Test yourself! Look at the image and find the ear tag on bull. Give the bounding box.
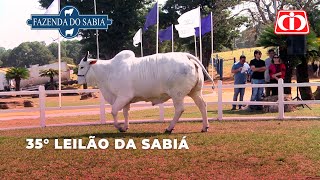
[90,61,97,65]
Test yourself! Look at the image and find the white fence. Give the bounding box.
[1,79,320,130]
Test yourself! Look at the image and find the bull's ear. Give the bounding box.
[89,60,97,65]
[83,51,89,62]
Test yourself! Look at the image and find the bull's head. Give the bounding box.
[77,51,97,85]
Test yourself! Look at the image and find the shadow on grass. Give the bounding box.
[208,109,266,115]
[41,132,164,140]
[40,130,206,139]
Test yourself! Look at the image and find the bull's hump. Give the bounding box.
[113,50,135,61]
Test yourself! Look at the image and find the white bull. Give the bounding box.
[64,8,74,16]
[65,28,74,36]
[77,50,214,133]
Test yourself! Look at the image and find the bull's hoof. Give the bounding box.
[118,127,128,133]
[201,127,209,132]
[164,129,173,134]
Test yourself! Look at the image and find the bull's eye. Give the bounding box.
[80,67,84,69]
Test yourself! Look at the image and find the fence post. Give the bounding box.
[99,91,106,124]
[217,59,220,73]
[217,80,223,120]
[159,103,165,122]
[278,79,285,120]
[219,59,223,80]
[39,85,46,127]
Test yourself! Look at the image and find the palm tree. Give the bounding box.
[258,24,319,99]
[5,67,29,91]
[40,68,59,90]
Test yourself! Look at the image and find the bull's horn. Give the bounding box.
[84,51,89,61]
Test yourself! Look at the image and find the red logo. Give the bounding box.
[274,10,309,34]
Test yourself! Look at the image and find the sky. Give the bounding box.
[0,0,250,50]
[0,0,60,49]
[0,0,169,50]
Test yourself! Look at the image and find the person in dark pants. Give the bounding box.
[264,49,275,97]
[231,55,248,110]
[269,54,286,95]
[249,50,266,110]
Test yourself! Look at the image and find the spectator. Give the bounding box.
[249,50,266,110]
[269,54,286,95]
[264,49,275,97]
[231,55,248,110]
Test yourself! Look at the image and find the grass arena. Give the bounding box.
[1,76,320,178]
[1,0,320,179]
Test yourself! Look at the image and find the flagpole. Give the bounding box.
[194,35,197,57]
[210,12,214,78]
[94,0,99,59]
[199,6,202,63]
[156,1,164,123]
[171,24,174,52]
[140,28,143,57]
[156,1,159,54]
[58,0,61,108]
[210,12,213,55]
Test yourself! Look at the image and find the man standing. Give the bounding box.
[249,50,266,110]
[231,55,248,110]
[264,49,275,97]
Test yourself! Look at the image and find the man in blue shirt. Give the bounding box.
[231,55,247,110]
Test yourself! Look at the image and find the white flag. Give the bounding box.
[45,0,59,14]
[175,24,195,38]
[133,28,142,47]
[177,7,200,28]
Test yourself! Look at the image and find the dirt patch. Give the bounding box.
[262,94,297,113]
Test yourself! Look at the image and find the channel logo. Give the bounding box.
[274,10,309,35]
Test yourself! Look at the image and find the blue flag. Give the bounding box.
[159,25,172,42]
[143,3,158,32]
[195,14,212,37]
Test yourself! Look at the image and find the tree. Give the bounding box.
[258,24,319,98]
[5,67,29,91]
[47,40,83,64]
[161,0,248,79]
[0,47,6,58]
[308,8,320,36]
[7,42,54,67]
[40,68,59,90]
[47,42,67,59]
[0,47,11,67]
[39,0,151,59]
[255,2,320,98]
[63,40,83,63]
[236,0,320,37]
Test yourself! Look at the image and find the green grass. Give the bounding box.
[0,121,320,179]
[1,104,319,129]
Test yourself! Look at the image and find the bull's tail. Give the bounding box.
[186,53,215,89]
